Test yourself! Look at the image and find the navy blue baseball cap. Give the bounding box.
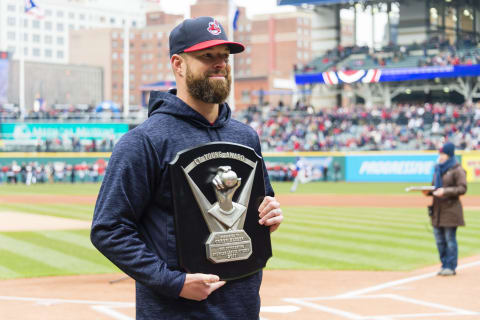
[169,16,244,57]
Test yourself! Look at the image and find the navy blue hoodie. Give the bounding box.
[91,89,274,319]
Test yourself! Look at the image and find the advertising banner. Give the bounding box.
[0,123,129,140]
[462,155,480,182]
[346,154,438,182]
[264,155,345,182]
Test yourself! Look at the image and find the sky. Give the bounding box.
[160,0,296,18]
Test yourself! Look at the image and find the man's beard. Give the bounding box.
[186,66,231,104]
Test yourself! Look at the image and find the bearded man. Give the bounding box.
[91,16,283,319]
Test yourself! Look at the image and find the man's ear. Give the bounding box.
[171,54,186,78]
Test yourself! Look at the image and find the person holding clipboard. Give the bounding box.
[422,142,467,276]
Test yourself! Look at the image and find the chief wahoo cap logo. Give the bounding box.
[207,19,222,35]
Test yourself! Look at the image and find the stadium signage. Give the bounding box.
[1,123,129,140]
[296,65,480,85]
[359,161,435,175]
[346,155,438,182]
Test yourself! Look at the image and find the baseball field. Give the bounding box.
[1,181,479,319]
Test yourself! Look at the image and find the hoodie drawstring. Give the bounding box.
[206,127,222,142]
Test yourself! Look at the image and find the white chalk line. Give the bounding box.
[284,260,480,319]
[91,306,134,320]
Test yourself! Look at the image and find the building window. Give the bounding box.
[157,31,163,38]
[110,17,116,24]
[57,37,64,45]
[7,17,16,26]
[57,10,64,18]
[45,21,52,30]
[57,23,64,32]
[32,20,40,28]
[132,20,137,27]
[241,90,250,103]
[112,41,118,48]
[45,9,52,16]
[112,52,118,59]
[69,24,74,30]
[45,35,52,44]
[24,47,28,55]
[24,34,29,41]
[24,19,28,27]
[57,50,64,59]
[79,13,85,20]
[33,48,41,57]
[7,32,15,41]
[130,95,135,103]
[7,4,15,11]
[45,49,52,57]
[33,34,41,43]
[112,32,118,39]
[69,12,75,19]
[130,74,135,81]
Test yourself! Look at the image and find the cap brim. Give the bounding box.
[183,40,245,54]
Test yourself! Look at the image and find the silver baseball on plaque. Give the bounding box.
[169,142,272,280]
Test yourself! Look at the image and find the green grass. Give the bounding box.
[267,206,480,271]
[0,230,119,279]
[1,181,479,196]
[0,182,479,279]
[271,181,480,195]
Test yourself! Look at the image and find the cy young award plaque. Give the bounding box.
[169,142,272,280]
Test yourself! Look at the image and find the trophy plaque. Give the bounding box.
[169,142,272,280]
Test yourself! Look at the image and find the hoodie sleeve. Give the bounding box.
[90,131,185,298]
[253,133,274,197]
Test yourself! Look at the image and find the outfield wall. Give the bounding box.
[1,151,480,183]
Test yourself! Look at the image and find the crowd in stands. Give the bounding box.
[235,101,480,152]
[0,103,146,122]
[0,160,106,185]
[296,35,480,73]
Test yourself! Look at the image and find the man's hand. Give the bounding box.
[258,196,283,233]
[433,188,445,197]
[179,273,226,301]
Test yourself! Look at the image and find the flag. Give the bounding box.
[233,8,240,31]
[24,0,44,19]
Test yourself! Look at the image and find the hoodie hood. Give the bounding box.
[147,89,231,129]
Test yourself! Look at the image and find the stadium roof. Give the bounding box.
[278,0,477,6]
[278,0,388,5]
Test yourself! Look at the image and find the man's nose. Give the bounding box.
[213,57,227,69]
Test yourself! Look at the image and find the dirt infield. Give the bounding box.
[1,255,479,320]
[0,211,91,231]
[1,193,479,319]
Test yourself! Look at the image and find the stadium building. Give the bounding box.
[279,0,480,108]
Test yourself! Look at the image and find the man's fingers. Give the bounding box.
[208,280,226,293]
[259,199,280,218]
[259,205,282,222]
[261,212,283,227]
[200,274,220,284]
[258,196,274,213]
